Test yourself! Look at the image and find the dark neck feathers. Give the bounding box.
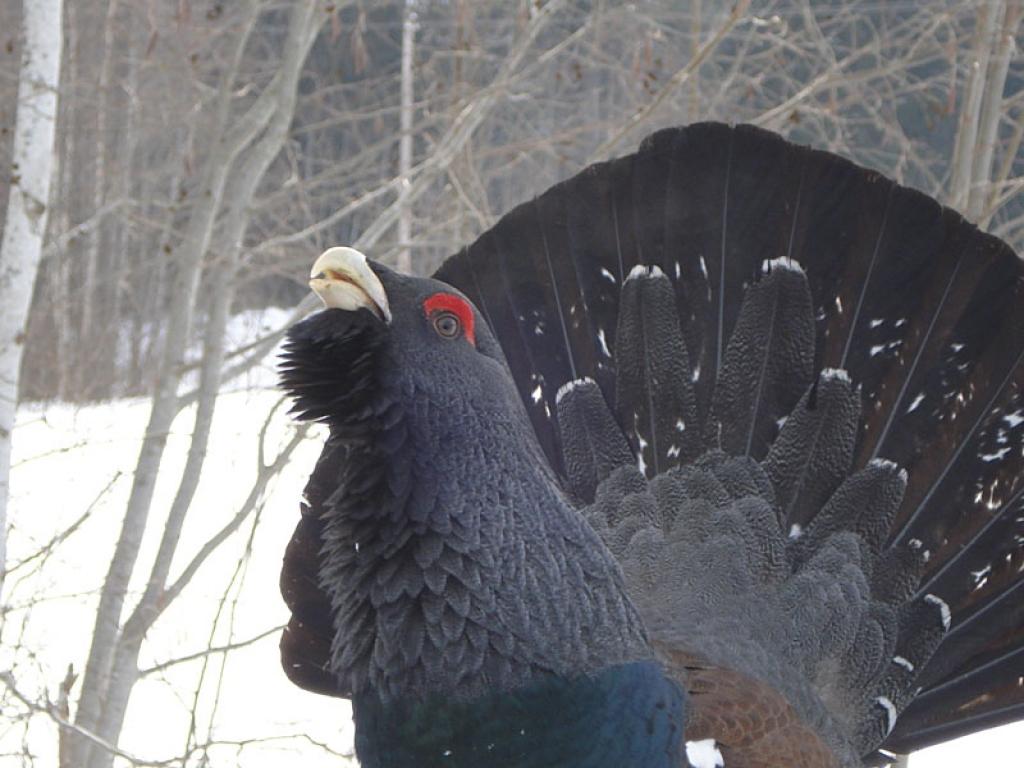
[280,310,649,701]
[320,367,650,700]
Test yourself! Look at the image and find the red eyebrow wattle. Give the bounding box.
[423,292,476,346]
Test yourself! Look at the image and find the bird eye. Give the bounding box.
[432,311,461,339]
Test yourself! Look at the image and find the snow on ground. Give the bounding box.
[2,375,1022,766]
[4,387,354,767]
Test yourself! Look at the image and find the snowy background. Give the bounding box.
[1,2,1021,766]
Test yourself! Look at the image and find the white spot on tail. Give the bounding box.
[600,267,616,283]
[907,393,925,413]
[893,656,915,672]
[980,446,1011,462]
[925,594,951,631]
[597,329,611,357]
[788,523,803,540]
[686,739,724,768]
[699,256,708,279]
[761,256,803,274]
[1004,411,1024,428]
[531,385,543,404]
[635,420,649,474]
[876,696,897,736]
[821,367,851,384]
[676,418,686,432]
[870,318,885,328]
[626,263,665,281]
[667,445,680,459]
[556,377,594,404]
[972,564,992,587]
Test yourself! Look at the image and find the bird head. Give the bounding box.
[281,246,521,428]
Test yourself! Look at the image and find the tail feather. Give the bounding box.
[764,370,861,533]
[555,378,634,502]
[707,261,815,458]
[435,122,1024,756]
[615,266,701,472]
[790,460,906,567]
[887,641,1024,751]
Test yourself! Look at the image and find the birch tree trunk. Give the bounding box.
[397,0,417,274]
[0,0,63,589]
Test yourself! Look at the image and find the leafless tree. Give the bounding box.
[0,2,1020,766]
[0,0,63,588]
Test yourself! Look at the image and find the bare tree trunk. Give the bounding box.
[398,0,417,273]
[0,0,63,589]
[91,14,322,762]
[80,0,119,397]
[50,1,78,402]
[949,1,1002,211]
[970,0,1021,225]
[67,3,325,766]
[689,0,702,122]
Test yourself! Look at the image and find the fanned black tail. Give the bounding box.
[434,123,1024,755]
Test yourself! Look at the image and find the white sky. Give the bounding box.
[3,376,1021,767]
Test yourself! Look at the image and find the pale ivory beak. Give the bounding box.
[309,247,391,323]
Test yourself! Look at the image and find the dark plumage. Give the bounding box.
[279,124,1024,767]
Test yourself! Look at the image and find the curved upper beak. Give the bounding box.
[309,247,391,323]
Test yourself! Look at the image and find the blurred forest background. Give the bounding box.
[0,1,1020,766]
